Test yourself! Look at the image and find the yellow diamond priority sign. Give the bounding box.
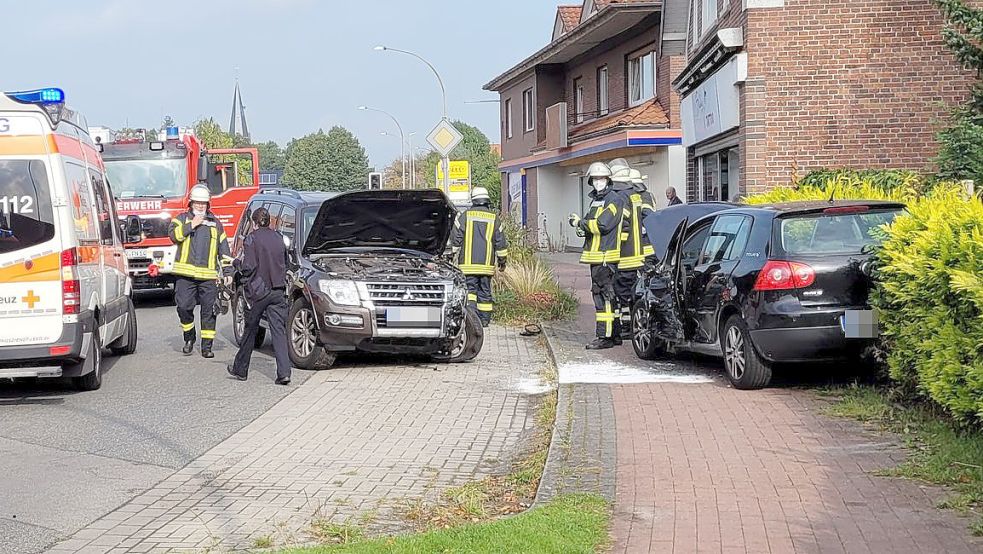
[427,119,463,157]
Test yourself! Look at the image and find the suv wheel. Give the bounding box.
[288,298,335,370]
[631,300,665,360]
[722,315,772,390]
[71,326,103,391]
[435,308,483,363]
[233,292,266,348]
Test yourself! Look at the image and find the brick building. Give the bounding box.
[484,0,686,250]
[485,0,973,247]
[674,0,973,202]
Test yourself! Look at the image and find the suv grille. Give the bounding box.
[367,283,445,306]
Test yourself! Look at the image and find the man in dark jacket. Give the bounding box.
[226,208,293,385]
[666,186,683,206]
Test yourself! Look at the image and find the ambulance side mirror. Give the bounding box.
[124,215,143,244]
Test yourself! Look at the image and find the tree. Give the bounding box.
[255,141,286,172]
[193,118,251,184]
[281,127,370,191]
[418,121,502,208]
[935,0,983,184]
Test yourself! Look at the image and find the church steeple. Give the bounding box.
[229,73,250,142]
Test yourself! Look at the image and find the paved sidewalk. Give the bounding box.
[49,326,549,553]
[542,252,983,554]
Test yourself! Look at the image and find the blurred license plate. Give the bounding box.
[840,310,878,339]
[126,249,148,259]
[385,307,441,328]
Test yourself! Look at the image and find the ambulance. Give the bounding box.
[0,88,141,391]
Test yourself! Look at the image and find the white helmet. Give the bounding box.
[471,186,490,202]
[609,158,631,180]
[189,184,211,203]
[586,162,612,179]
[628,169,643,184]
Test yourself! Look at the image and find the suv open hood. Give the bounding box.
[303,189,456,256]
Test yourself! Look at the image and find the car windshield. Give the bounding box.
[105,159,188,199]
[779,208,902,255]
[0,160,55,255]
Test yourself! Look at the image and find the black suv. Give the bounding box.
[633,201,905,389]
[229,188,483,370]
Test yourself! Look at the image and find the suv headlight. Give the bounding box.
[318,279,360,306]
[450,284,467,305]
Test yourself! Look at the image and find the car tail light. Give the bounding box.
[753,260,816,291]
[49,345,71,356]
[61,248,81,315]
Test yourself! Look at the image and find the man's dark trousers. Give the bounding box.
[230,290,291,382]
[175,277,218,349]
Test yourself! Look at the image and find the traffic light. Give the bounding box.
[368,172,383,190]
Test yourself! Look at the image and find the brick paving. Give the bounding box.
[542,252,983,554]
[48,326,549,553]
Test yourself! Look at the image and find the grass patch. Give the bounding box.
[822,385,983,535]
[281,493,610,554]
[253,535,274,549]
[494,286,578,325]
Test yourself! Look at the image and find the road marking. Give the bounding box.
[558,361,715,385]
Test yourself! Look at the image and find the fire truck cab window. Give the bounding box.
[105,159,188,199]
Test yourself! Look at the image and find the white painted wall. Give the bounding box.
[535,164,582,251]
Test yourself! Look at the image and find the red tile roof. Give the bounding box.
[569,99,669,140]
[557,5,582,33]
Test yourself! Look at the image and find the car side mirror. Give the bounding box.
[124,215,143,244]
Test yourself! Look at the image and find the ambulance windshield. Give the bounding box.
[105,159,188,199]
[0,160,55,254]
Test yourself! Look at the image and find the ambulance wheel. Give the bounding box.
[110,297,138,356]
[72,327,103,392]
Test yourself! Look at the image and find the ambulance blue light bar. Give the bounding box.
[5,88,65,105]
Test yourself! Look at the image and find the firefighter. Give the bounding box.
[451,187,508,327]
[169,185,233,358]
[612,164,657,338]
[568,162,626,350]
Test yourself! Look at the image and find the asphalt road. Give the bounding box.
[0,291,313,554]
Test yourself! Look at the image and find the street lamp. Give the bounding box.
[375,45,451,196]
[358,105,405,189]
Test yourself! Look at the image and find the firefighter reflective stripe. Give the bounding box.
[170,213,231,280]
[618,191,656,270]
[596,300,615,337]
[207,227,217,271]
[580,197,623,265]
[172,222,186,241]
[467,293,478,302]
[201,329,216,339]
[453,208,507,276]
[477,303,494,312]
[181,322,195,332]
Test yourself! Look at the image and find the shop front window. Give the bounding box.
[695,148,741,202]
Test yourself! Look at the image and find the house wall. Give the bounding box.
[500,73,538,162]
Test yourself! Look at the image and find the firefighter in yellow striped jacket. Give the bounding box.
[611,161,657,339]
[568,162,626,350]
[169,185,233,359]
[450,187,508,327]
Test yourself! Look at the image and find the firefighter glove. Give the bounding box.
[568,213,581,228]
[497,258,507,271]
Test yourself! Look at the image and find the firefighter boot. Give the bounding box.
[201,339,215,359]
[586,337,617,350]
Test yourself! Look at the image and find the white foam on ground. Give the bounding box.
[513,378,554,395]
[558,361,715,385]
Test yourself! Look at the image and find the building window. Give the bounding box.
[505,98,513,139]
[597,66,609,116]
[574,77,585,123]
[522,88,535,132]
[703,0,718,36]
[695,148,741,202]
[629,51,656,106]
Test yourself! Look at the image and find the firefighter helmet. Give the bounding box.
[586,162,612,178]
[629,169,644,183]
[609,158,631,180]
[471,187,490,202]
[189,184,211,203]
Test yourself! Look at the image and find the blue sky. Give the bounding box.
[3,0,558,167]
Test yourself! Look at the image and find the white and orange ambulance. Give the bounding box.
[0,88,140,391]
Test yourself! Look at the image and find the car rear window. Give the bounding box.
[779,208,902,255]
[0,160,55,254]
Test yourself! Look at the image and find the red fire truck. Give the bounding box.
[93,126,259,290]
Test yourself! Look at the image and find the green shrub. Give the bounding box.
[744,170,928,205]
[872,187,983,424]
[493,257,577,324]
[500,215,536,264]
[795,169,938,196]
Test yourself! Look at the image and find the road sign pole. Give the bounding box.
[442,156,450,195]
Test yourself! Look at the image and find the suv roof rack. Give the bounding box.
[260,188,303,199]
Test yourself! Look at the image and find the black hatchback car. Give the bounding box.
[632,200,905,389]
